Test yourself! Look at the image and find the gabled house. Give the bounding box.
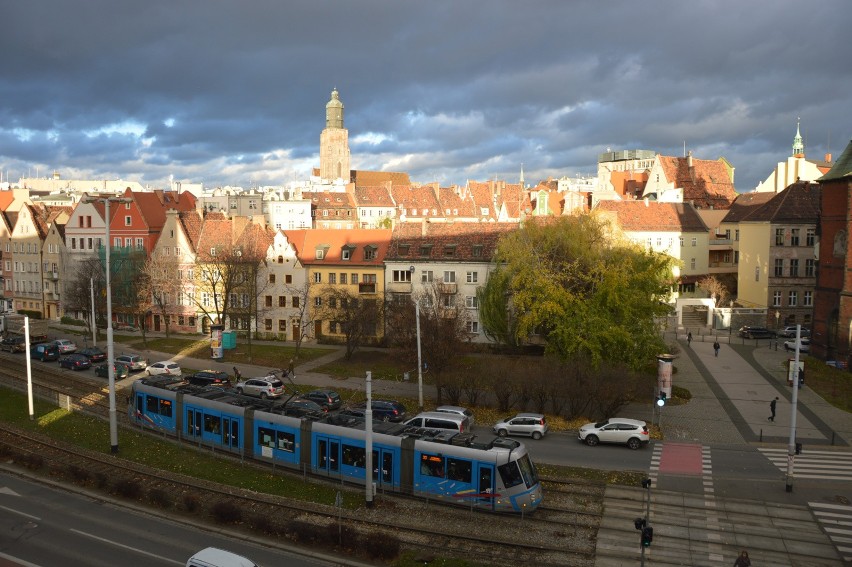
[256,230,308,341]
[643,152,738,209]
[10,204,49,315]
[304,190,358,230]
[354,185,396,228]
[595,200,709,297]
[42,217,67,319]
[736,181,820,330]
[284,228,392,341]
[0,210,16,311]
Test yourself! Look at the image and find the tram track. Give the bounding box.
[0,354,601,566]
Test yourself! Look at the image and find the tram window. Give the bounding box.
[145,396,159,413]
[516,454,539,487]
[420,454,444,477]
[342,445,366,467]
[258,427,275,448]
[498,461,523,488]
[446,458,471,483]
[277,431,295,452]
[203,415,221,435]
[159,399,173,417]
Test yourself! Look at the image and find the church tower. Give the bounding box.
[319,88,351,182]
[792,118,804,157]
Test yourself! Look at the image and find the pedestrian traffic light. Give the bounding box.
[641,525,654,547]
[656,391,667,407]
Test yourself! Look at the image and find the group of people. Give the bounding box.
[686,332,721,357]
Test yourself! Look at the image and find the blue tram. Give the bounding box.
[130,378,542,513]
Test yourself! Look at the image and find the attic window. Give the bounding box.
[210,247,217,257]
[444,245,457,257]
[364,245,377,260]
[316,245,330,260]
[419,244,433,257]
[480,207,489,215]
[472,245,483,258]
[398,244,410,256]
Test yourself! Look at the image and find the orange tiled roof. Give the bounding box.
[354,185,394,207]
[390,185,441,218]
[351,170,411,187]
[283,228,392,266]
[595,200,708,232]
[658,156,737,209]
[0,192,14,211]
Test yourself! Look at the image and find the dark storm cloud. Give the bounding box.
[1,0,850,190]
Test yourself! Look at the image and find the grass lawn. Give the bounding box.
[802,357,852,412]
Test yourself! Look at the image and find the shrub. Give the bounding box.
[68,465,91,484]
[183,493,200,513]
[249,513,276,535]
[94,472,109,489]
[289,520,324,543]
[359,531,400,560]
[20,453,44,470]
[148,488,171,509]
[113,478,142,499]
[61,316,87,327]
[210,500,242,524]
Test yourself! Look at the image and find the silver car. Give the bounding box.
[115,354,148,371]
[435,405,475,427]
[578,418,649,450]
[235,377,286,399]
[492,413,548,440]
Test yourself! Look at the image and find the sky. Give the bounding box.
[1,1,850,194]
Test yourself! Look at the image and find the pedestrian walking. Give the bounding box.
[798,367,805,389]
[769,396,778,421]
[232,366,241,381]
[713,340,720,357]
[687,331,693,347]
[733,550,751,567]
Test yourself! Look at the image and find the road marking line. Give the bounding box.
[0,504,40,521]
[68,529,184,565]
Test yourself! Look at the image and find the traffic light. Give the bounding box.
[641,525,654,547]
[634,517,646,530]
[656,391,667,407]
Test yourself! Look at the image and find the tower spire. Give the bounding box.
[792,117,804,156]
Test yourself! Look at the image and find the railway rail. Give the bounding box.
[0,354,602,566]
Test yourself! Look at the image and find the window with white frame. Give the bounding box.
[328,273,336,284]
[466,321,479,333]
[443,271,456,283]
[788,291,798,307]
[805,259,815,277]
[466,271,478,283]
[690,258,696,269]
[421,270,433,283]
[125,216,132,226]
[772,291,782,306]
[804,291,813,306]
[691,237,697,247]
[313,272,322,283]
[135,238,144,249]
[806,228,815,246]
[679,237,684,247]
[465,296,478,309]
[392,270,412,283]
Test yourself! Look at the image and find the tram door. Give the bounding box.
[372,449,394,487]
[316,437,339,474]
[221,417,239,449]
[478,464,495,510]
[187,409,202,438]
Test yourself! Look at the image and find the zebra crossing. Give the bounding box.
[758,447,852,481]
[810,501,852,563]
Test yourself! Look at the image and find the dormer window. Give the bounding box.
[472,245,483,258]
[444,245,457,257]
[480,207,489,215]
[399,244,410,256]
[315,248,325,260]
[210,247,217,257]
[419,244,433,257]
[342,244,355,261]
[364,245,377,260]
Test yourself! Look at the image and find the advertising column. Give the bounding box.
[657,354,674,398]
[210,324,224,360]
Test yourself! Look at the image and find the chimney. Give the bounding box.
[825,153,832,163]
[644,197,649,207]
[687,151,693,169]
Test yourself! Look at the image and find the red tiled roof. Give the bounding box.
[390,185,441,218]
[0,192,15,211]
[351,170,411,187]
[283,228,392,266]
[659,156,737,209]
[721,192,775,223]
[354,185,394,207]
[595,200,708,232]
[740,181,820,223]
[386,222,516,261]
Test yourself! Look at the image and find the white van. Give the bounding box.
[403,411,470,433]
[186,547,258,567]
[435,405,475,427]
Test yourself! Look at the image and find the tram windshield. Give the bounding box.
[516,454,539,487]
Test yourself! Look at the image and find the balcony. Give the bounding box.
[51,272,59,280]
[438,282,458,295]
[358,283,377,294]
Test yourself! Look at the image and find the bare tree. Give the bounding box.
[697,275,729,306]
[284,281,315,363]
[64,257,106,338]
[192,246,244,329]
[313,285,384,359]
[142,252,184,338]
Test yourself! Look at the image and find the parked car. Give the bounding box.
[95,362,130,379]
[338,407,369,419]
[284,398,327,418]
[578,418,650,449]
[435,405,475,427]
[738,326,775,339]
[30,343,60,361]
[115,353,147,372]
[51,339,77,354]
[146,360,182,376]
[353,400,408,422]
[186,547,257,567]
[784,338,810,353]
[779,326,811,338]
[303,389,342,410]
[492,413,548,440]
[59,353,92,371]
[78,347,107,363]
[0,336,26,353]
[404,411,470,433]
[234,377,286,399]
[187,370,232,388]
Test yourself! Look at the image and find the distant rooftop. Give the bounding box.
[598,149,657,163]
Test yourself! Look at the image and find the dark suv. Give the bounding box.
[354,400,407,422]
[0,336,26,353]
[187,370,231,388]
[738,326,775,339]
[303,389,342,410]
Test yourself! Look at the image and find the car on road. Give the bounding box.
[578,418,649,449]
[404,411,470,433]
[435,405,475,427]
[115,354,147,372]
[737,326,775,339]
[302,389,342,410]
[186,370,232,388]
[51,339,78,354]
[30,343,60,361]
[284,398,327,418]
[1,336,27,353]
[186,547,257,567]
[59,353,92,371]
[784,338,810,353]
[78,347,107,363]
[492,413,548,439]
[95,362,130,379]
[352,400,408,422]
[234,377,286,399]
[146,360,182,376]
[779,326,811,338]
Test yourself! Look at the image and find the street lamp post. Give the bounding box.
[85,195,132,454]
